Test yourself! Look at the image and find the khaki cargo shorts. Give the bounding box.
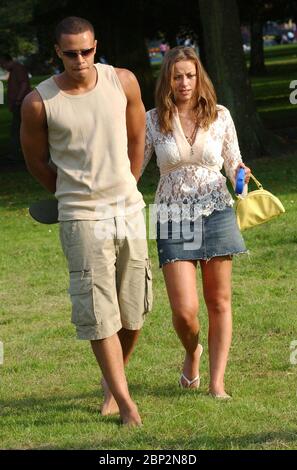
[59,210,153,340]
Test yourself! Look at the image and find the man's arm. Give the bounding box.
[20,90,57,193]
[115,68,145,182]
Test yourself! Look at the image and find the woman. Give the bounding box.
[142,46,251,398]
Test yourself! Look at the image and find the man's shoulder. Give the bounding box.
[36,75,54,89]
[96,63,135,90]
[35,76,57,100]
[21,88,47,128]
[114,67,136,83]
[112,67,140,100]
[95,62,110,72]
[96,62,127,80]
[22,88,45,116]
[22,88,40,105]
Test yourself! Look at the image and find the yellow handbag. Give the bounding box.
[235,173,285,231]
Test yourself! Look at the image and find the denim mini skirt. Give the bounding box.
[156,206,247,267]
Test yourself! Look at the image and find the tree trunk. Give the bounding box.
[198,0,287,159]
[93,1,154,109]
[249,18,266,75]
[195,7,207,66]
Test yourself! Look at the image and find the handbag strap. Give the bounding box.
[235,172,263,199]
[249,173,263,190]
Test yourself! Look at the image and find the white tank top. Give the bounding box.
[36,63,145,220]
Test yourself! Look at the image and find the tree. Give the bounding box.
[92,1,154,108]
[32,0,155,107]
[238,0,290,76]
[198,0,288,159]
[284,0,297,24]
[0,0,36,56]
[249,1,267,76]
[142,0,200,47]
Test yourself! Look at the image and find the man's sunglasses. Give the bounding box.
[61,47,95,59]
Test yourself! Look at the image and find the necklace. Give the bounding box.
[178,112,198,145]
[185,124,198,146]
[185,125,198,156]
[177,110,199,154]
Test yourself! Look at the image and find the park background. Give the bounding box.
[0,0,297,450]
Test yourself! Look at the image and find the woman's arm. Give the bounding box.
[140,116,155,177]
[222,109,251,187]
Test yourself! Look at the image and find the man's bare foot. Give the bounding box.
[100,377,120,416]
[120,403,142,427]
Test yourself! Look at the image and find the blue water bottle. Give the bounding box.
[235,167,245,195]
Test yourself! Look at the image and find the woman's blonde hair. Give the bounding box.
[155,46,218,133]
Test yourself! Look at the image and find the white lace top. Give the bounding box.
[142,105,243,223]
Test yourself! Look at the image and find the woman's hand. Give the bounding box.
[236,162,251,184]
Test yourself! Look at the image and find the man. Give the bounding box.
[0,54,31,160]
[21,16,152,426]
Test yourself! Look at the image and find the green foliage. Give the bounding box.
[0,0,36,56]
[250,44,297,128]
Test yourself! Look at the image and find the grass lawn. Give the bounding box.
[1,46,297,450]
[0,153,297,450]
[249,44,297,129]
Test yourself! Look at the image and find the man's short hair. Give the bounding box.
[55,16,95,44]
[0,53,12,62]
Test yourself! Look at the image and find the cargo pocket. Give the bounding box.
[59,221,80,260]
[69,270,96,326]
[144,260,153,313]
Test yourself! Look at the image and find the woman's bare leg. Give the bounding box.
[200,256,232,396]
[163,260,202,386]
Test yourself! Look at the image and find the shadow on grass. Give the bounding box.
[2,384,297,449]
[1,391,119,424]
[30,431,297,450]
[47,432,296,450]
[1,382,188,417]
